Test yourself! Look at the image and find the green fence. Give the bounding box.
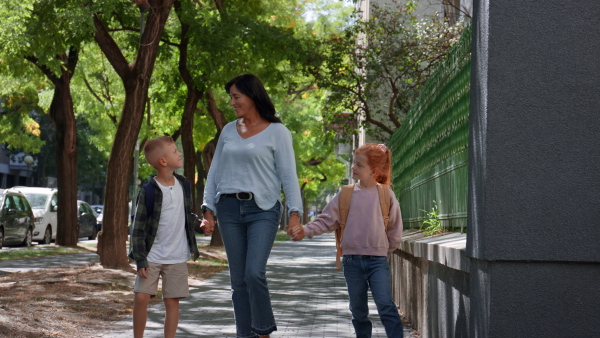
[388,24,471,232]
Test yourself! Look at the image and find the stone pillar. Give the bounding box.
[468,1,600,337]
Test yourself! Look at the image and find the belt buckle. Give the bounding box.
[236,192,253,200]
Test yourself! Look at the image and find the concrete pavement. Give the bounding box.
[102,233,416,337]
[0,234,417,337]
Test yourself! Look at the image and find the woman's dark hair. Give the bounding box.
[225,74,282,123]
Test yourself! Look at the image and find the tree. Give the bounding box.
[305,1,466,141]
[0,78,45,154]
[92,0,176,269]
[152,0,324,244]
[278,86,347,223]
[0,0,97,246]
[75,116,110,200]
[1,0,355,258]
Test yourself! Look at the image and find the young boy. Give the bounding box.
[129,136,210,338]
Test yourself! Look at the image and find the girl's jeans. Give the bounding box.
[342,255,404,338]
[216,195,280,338]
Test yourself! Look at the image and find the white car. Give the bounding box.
[91,205,103,231]
[13,187,58,245]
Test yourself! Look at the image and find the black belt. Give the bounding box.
[223,192,253,200]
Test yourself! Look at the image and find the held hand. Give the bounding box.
[138,267,149,278]
[287,212,300,230]
[285,224,294,237]
[291,225,305,242]
[287,217,305,241]
[200,219,214,236]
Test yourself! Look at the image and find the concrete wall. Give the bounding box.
[468,1,600,337]
[392,230,470,338]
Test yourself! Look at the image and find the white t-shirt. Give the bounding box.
[147,179,190,264]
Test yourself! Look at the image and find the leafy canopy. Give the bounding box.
[304,0,466,141]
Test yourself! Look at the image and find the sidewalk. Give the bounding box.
[0,250,99,274]
[102,233,416,337]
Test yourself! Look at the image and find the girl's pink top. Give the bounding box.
[304,184,403,256]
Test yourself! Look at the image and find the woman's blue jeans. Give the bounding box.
[216,195,280,337]
[342,255,404,338]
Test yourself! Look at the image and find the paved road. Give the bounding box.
[101,233,416,337]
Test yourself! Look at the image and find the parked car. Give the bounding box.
[13,187,58,245]
[77,201,98,240]
[0,189,35,248]
[91,204,103,231]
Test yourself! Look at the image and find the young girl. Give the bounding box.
[290,143,404,338]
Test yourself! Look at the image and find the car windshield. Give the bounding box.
[24,193,49,209]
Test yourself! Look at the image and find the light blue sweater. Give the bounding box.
[202,120,303,217]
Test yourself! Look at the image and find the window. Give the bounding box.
[15,196,26,211]
[1,196,8,211]
[51,194,58,211]
[17,197,30,211]
[24,193,48,209]
[5,196,16,210]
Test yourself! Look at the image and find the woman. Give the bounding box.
[201,74,303,338]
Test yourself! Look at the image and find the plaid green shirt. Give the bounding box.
[128,174,200,270]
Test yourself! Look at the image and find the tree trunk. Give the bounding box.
[175,6,203,213]
[26,50,79,247]
[195,150,206,212]
[202,91,228,247]
[206,91,227,131]
[94,0,175,270]
[302,188,308,224]
[210,222,223,247]
[51,81,79,246]
[201,139,224,247]
[181,95,200,213]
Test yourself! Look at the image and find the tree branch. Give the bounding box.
[206,91,227,132]
[441,0,472,19]
[288,84,318,102]
[171,126,182,141]
[64,47,79,79]
[161,37,180,48]
[107,27,140,33]
[93,14,131,78]
[213,0,224,11]
[24,56,60,85]
[174,0,194,88]
[83,76,105,105]
[133,0,175,75]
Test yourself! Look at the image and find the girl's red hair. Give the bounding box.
[355,143,392,185]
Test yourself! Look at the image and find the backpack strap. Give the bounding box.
[335,184,354,270]
[181,177,192,196]
[376,183,391,231]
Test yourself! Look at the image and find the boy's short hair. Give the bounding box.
[144,136,175,169]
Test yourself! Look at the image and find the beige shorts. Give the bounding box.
[134,261,189,299]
